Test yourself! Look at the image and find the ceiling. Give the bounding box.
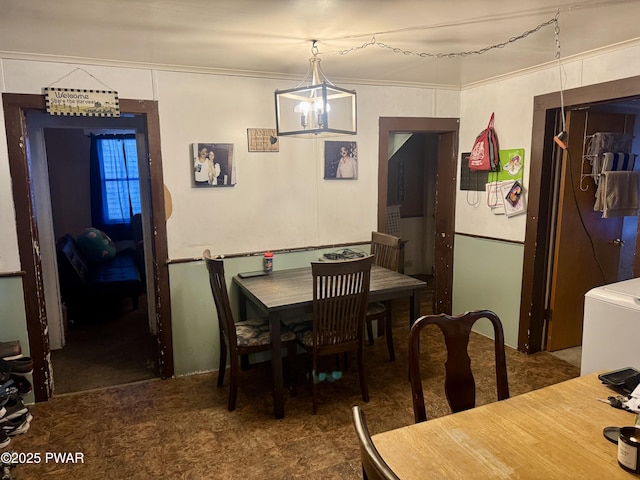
[1,0,639,88]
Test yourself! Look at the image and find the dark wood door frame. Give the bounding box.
[2,93,174,401]
[519,75,640,354]
[378,117,459,315]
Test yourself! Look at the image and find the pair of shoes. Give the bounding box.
[312,370,344,383]
[0,341,21,361]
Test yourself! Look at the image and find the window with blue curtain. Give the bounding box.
[95,136,141,224]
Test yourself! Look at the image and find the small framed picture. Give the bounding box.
[191,143,235,187]
[324,141,357,179]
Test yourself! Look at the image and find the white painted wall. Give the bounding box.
[451,43,640,346]
[0,60,460,268]
[456,43,640,242]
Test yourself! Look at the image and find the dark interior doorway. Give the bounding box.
[378,117,459,315]
[39,123,158,393]
[2,94,173,401]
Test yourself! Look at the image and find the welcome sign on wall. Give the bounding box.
[44,87,120,117]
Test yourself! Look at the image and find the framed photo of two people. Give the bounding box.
[324,141,357,180]
[191,143,235,187]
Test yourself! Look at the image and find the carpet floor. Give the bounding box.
[50,294,157,394]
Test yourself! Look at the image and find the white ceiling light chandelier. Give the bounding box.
[275,41,356,138]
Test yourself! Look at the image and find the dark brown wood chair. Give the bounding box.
[366,231,401,360]
[203,249,298,412]
[408,310,510,423]
[292,255,375,414]
[352,405,400,480]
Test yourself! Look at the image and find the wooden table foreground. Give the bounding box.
[373,373,637,479]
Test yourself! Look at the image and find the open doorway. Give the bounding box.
[378,117,459,315]
[386,133,438,277]
[520,75,640,358]
[35,120,158,393]
[2,94,173,401]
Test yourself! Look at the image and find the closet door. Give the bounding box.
[547,109,635,351]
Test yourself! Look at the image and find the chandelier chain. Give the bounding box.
[338,11,560,59]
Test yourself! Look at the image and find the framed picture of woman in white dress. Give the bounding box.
[324,141,357,180]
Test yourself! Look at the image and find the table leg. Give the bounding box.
[410,289,422,328]
[238,290,248,321]
[238,290,249,370]
[270,314,285,419]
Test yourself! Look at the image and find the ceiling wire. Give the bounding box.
[554,14,567,132]
[327,0,630,41]
[336,10,561,60]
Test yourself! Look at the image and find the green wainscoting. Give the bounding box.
[0,276,34,404]
[452,234,524,348]
[169,246,371,376]
[0,277,30,354]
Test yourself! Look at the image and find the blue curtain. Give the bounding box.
[89,134,141,240]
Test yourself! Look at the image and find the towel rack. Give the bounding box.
[580,135,598,192]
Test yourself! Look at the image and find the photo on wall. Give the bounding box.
[191,143,235,187]
[324,141,358,179]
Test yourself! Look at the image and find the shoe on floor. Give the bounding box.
[0,379,18,401]
[9,376,31,396]
[0,397,28,423]
[1,412,32,437]
[0,341,21,361]
[0,357,33,376]
[0,430,9,449]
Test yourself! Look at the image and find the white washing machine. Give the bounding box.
[581,277,640,375]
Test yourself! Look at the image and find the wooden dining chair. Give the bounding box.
[292,255,374,414]
[203,249,298,412]
[352,405,400,480]
[408,310,510,423]
[366,231,401,360]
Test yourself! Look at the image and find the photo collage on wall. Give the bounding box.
[486,148,526,216]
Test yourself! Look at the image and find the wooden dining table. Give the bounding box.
[373,373,638,479]
[233,264,427,418]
